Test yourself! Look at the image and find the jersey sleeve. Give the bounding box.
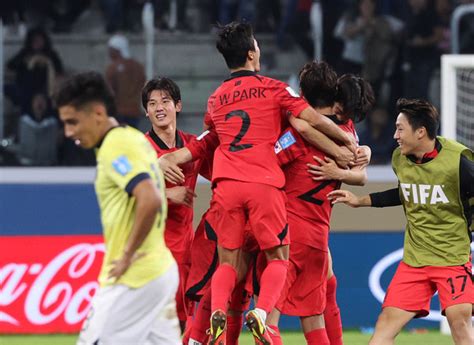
[269,78,309,118]
[203,94,216,129]
[187,129,219,161]
[102,136,153,194]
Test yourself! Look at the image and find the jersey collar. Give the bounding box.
[149,128,183,149]
[407,138,442,164]
[225,70,259,82]
[95,124,124,149]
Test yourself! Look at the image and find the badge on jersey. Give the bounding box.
[285,86,300,98]
[277,131,297,150]
[112,155,132,176]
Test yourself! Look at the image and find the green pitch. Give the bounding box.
[0,331,453,345]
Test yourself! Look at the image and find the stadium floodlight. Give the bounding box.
[441,54,474,150]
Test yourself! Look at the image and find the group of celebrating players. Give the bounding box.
[54,20,473,345]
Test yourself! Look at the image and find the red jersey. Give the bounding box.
[277,116,358,250]
[206,70,309,188]
[145,129,211,260]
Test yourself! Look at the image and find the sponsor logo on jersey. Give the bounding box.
[112,155,132,176]
[399,183,449,204]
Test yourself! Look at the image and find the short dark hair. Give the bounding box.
[335,74,375,123]
[396,98,439,139]
[216,22,256,69]
[141,77,181,110]
[54,71,116,117]
[298,61,337,108]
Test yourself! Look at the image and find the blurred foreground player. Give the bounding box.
[329,98,474,345]
[55,72,180,345]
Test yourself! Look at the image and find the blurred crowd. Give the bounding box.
[1,0,474,166]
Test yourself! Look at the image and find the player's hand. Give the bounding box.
[351,145,371,168]
[334,146,355,169]
[108,252,146,282]
[308,156,344,181]
[158,155,185,184]
[166,186,196,207]
[344,132,358,157]
[327,190,360,207]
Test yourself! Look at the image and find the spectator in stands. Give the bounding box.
[255,0,281,33]
[360,0,397,100]
[218,0,256,25]
[277,0,314,59]
[358,107,397,165]
[153,0,191,31]
[105,34,146,128]
[6,27,64,115]
[333,0,366,75]
[402,0,442,99]
[18,93,59,166]
[100,0,143,33]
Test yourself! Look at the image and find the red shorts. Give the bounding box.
[383,261,474,316]
[185,215,218,301]
[206,180,289,250]
[185,214,259,301]
[276,243,328,316]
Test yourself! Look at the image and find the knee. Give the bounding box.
[448,317,471,334]
[265,245,289,261]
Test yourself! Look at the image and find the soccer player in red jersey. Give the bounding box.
[204,22,358,345]
[265,66,375,345]
[142,77,212,332]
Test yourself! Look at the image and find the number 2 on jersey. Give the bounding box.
[225,110,253,152]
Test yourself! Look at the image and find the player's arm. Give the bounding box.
[308,156,367,186]
[158,148,191,184]
[289,116,354,168]
[307,145,372,185]
[328,188,401,207]
[297,106,357,155]
[108,177,163,280]
[166,186,196,207]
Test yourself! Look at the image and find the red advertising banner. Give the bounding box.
[0,235,104,334]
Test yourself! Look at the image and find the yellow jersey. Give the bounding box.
[95,126,174,288]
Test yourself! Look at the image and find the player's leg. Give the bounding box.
[245,184,290,344]
[226,250,254,345]
[368,307,415,345]
[300,315,329,345]
[266,308,283,345]
[445,303,474,345]
[206,180,248,344]
[188,288,212,345]
[324,250,343,345]
[370,262,434,345]
[144,263,182,345]
[432,263,474,345]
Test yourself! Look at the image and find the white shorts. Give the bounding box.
[77,263,181,345]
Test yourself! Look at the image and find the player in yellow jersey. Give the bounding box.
[55,72,181,345]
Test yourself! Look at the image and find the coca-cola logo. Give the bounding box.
[0,236,104,333]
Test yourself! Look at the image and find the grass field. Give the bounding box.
[0,331,453,345]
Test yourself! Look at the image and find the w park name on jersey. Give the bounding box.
[400,183,449,205]
[218,87,267,106]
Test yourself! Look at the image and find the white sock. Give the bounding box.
[254,308,267,323]
[188,339,202,345]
